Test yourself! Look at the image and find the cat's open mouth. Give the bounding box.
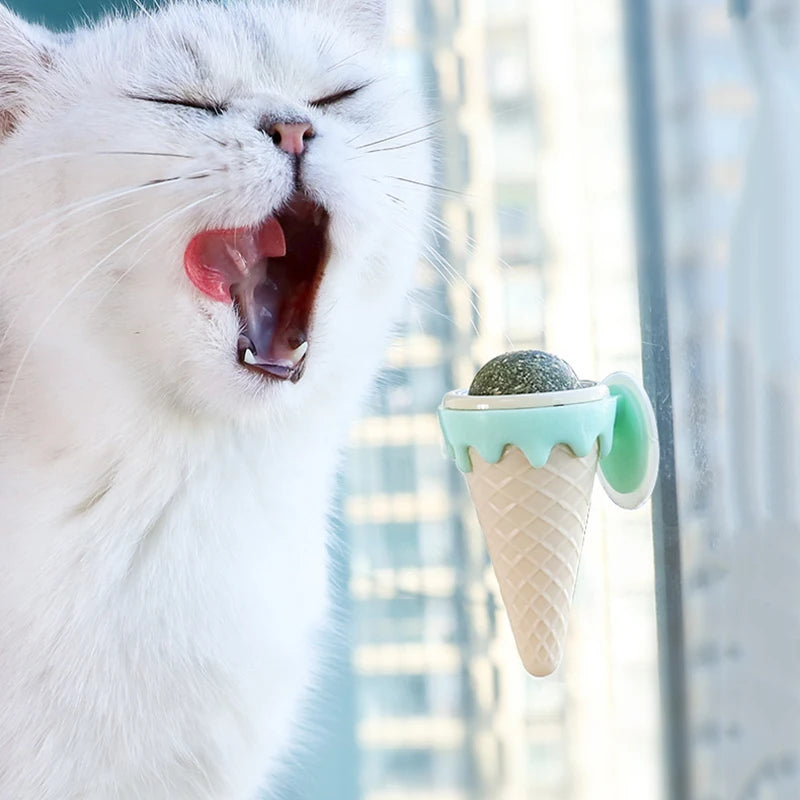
[184,194,330,382]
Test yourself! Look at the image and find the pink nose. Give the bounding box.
[267,122,314,155]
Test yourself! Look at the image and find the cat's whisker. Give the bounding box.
[362,135,436,154]
[355,119,443,150]
[389,211,456,274]
[420,215,525,349]
[325,47,369,72]
[412,227,483,337]
[387,175,471,199]
[0,172,213,244]
[425,211,523,276]
[97,150,196,160]
[1,191,222,422]
[0,187,153,244]
[425,220,474,280]
[1,195,148,273]
[0,151,85,178]
[421,245,457,290]
[0,150,196,180]
[140,172,211,187]
[427,215,485,260]
[350,136,436,161]
[406,290,458,326]
[424,215,472,253]
[423,257,481,338]
[416,241,455,289]
[196,130,228,148]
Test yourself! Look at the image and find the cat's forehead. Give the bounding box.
[79,2,369,97]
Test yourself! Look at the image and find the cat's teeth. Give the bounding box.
[312,208,323,227]
[242,343,306,368]
[290,341,309,364]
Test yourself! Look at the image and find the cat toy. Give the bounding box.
[438,351,659,677]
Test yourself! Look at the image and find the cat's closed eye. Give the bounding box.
[309,85,367,108]
[128,94,228,115]
[127,84,366,117]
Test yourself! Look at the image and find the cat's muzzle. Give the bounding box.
[184,193,330,383]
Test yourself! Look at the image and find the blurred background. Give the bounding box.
[10,0,799,797]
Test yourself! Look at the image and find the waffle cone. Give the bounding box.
[466,443,598,677]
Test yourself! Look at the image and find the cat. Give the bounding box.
[0,1,431,798]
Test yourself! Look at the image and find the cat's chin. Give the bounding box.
[184,193,330,384]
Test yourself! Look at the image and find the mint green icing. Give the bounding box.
[598,383,648,494]
[438,397,618,473]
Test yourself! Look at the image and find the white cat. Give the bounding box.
[0,1,430,797]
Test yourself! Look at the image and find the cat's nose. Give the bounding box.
[264,121,315,155]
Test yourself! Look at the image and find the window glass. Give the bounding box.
[11,1,675,798]
[354,596,462,645]
[647,1,798,798]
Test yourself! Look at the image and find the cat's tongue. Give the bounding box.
[184,218,309,381]
[184,218,287,303]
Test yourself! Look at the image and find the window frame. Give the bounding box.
[622,1,689,798]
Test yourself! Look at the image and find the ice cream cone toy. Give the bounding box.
[438,351,659,677]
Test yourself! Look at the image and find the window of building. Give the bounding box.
[354,596,461,646]
[357,672,465,718]
[487,32,532,104]
[496,184,543,265]
[492,113,537,181]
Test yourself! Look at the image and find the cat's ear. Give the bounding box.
[0,5,57,138]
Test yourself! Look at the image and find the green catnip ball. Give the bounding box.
[468,350,581,396]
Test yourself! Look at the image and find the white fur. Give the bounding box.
[0,2,430,798]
